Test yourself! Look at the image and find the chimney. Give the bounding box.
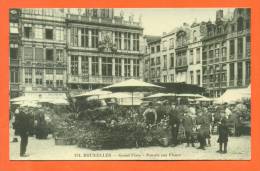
[216,10,224,21]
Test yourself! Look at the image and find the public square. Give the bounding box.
[10,130,250,160]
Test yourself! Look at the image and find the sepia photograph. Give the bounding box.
[9,8,251,160]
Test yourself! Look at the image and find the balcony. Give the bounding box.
[10,59,20,66]
[68,75,140,84]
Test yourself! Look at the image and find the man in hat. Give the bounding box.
[143,102,157,125]
[182,109,195,147]
[217,109,229,154]
[196,109,208,150]
[15,107,32,157]
[169,104,180,146]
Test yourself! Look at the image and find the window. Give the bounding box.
[246,20,250,29]
[190,71,194,84]
[156,57,160,65]
[115,58,121,76]
[156,67,160,77]
[45,29,53,40]
[209,50,214,59]
[10,44,18,60]
[24,47,33,60]
[71,56,78,75]
[81,28,89,47]
[246,61,250,83]
[115,32,122,50]
[169,38,174,49]
[238,38,243,57]
[124,59,131,77]
[246,36,251,57]
[151,47,155,54]
[92,56,99,76]
[222,47,227,57]
[35,25,43,39]
[101,9,109,18]
[133,59,139,77]
[71,27,79,46]
[193,30,197,42]
[81,56,89,75]
[35,68,43,75]
[92,29,99,48]
[163,55,167,69]
[124,32,131,50]
[215,49,220,58]
[46,80,53,87]
[56,69,63,75]
[133,33,139,51]
[24,27,32,39]
[176,51,187,67]
[170,74,174,82]
[25,78,32,84]
[230,39,235,57]
[162,41,167,51]
[56,27,64,41]
[151,58,155,66]
[24,68,32,84]
[35,48,44,61]
[231,24,235,32]
[163,75,167,82]
[36,78,42,85]
[189,50,193,65]
[170,53,174,68]
[10,68,19,83]
[229,63,234,80]
[46,49,54,61]
[56,49,63,62]
[156,45,160,52]
[196,48,200,64]
[93,9,98,17]
[217,26,222,34]
[46,68,54,74]
[237,62,243,85]
[102,57,112,76]
[196,70,201,85]
[56,80,63,87]
[10,23,18,34]
[237,17,244,32]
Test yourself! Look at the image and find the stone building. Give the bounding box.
[9,8,144,97]
[66,9,144,90]
[202,9,250,97]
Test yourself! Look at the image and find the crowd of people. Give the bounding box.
[10,97,250,157]
[141,100,250,154]
[11,107,50,157]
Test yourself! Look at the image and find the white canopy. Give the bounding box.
[144,93,177,99]
[215,87,251,104]
[196,96,213,102]
[177,94,204,98]
[73,89,111,98]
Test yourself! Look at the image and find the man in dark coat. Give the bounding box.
[182,111,195,147]
[195,110,208,150]
[217,111,229,154]
[169,105,180,146]
[15,107,32,157]
[143,102,157,125]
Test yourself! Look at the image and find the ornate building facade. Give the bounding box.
[66,9,143,90]
[143,8,250,97]
[9,8,144,97]
[202,9,250,97]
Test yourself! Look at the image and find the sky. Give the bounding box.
[114,8,235,36]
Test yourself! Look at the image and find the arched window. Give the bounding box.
[193,30,197,42]
[237,17,244,32]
